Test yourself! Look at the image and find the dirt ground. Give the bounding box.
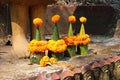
[0,37,120,80]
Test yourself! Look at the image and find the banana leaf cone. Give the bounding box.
[52,52,64,61]
[29,26,42,64]
[52,23,59,41]
[79,23,88,55]
[51,23,64,60]
[30,52,45,64]
[67,23,76,57]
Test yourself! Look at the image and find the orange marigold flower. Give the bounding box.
[79,16,87,23]
[64,36,76,46]
[68,15,76,23]
[51,14,60,23]
[74,34,90,45]
[33,18,43,26]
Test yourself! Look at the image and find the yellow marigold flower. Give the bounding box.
[57,39,65,45]
[68,15,76,23]
[28,46,36,54]
[49,57,57,64]
[42,56,50,62]
[47,39,67,53]
[51,14,60,23]
[79,16,87,23]
[28,40,48,54]
[33,18,43,26]
[40,59,46,67]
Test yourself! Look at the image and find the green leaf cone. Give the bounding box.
[52,23,59,41]
[51,23,64,60]
[80,23,85,35]
[29,52,40,64]
[68,23,73,36]
[67,23,76,57]
[79,23,88,55]
[30,26,41,64]
[35,27,41,40]
[79,45,88,55]
[52,52,64,60]
[67,46,76,57]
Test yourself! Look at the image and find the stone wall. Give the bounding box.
[35,53,120,80]
[44,5,116,38]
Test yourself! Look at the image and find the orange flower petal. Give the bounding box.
[33,18,43,26]
[79,16,87,23]
[51,14,60,23]
[68,15,76,23]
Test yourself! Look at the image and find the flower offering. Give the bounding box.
[77,16,90,55]
[28,18,46,64]
[64,15,76,57]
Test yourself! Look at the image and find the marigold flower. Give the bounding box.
[64,36,76,46]
[28,40,47,54]
[40,56,50,67]
[40,59,46,67]
[33,18,43,26]
[79,16,87,23]
[74,34,90,45]
[47,39,67,53]
[40,56,57,67]
[51,14,60,23]
[42,56,50,62]
[68,15,76,23]
[49,57,57,64]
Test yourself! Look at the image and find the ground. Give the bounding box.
[0,36,120,80]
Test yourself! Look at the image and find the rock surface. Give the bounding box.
[0,36,120,80]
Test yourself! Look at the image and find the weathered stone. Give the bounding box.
[83,70,95,80]
[74,73,83,80]
[114,19,120,38]
[64,76,74,80]
[92,67,101,80]
[61,70,74,80]
[109,62,115,80]
[113,60,120,80]
[99,65,110,80]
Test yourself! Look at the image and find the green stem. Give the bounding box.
[35,27,41,40]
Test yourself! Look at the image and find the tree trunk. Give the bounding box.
[30,5,46,39]
[10,4,29,58]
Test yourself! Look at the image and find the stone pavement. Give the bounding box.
[0,37,120,80]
